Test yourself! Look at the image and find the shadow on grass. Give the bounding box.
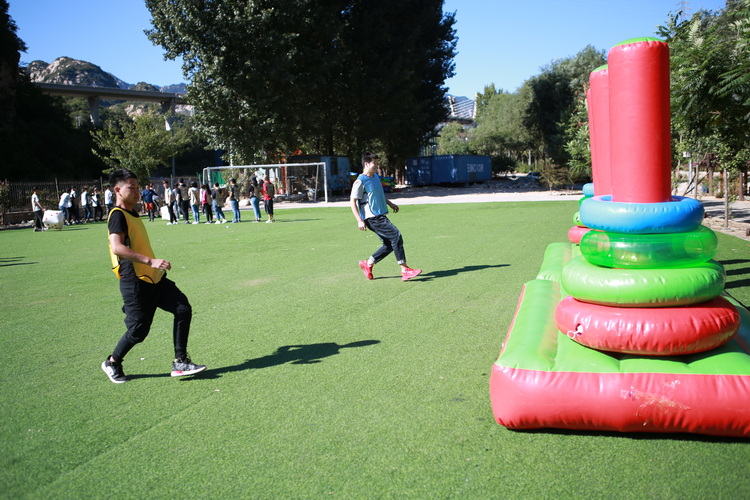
[515,427,750,443]
[406,264,510,282]
[726,267,750,277]
[273,218,321,223]
[718,259,750,266]
[0,257,38,267]
[726,278,750,290]
[129,340,380,381]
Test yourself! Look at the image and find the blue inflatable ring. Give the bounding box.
[582,183,595,197]
[580,195,704,233]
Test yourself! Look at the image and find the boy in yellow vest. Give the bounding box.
[101,169,206,383]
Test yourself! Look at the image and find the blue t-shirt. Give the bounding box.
[351,174,388,220]
[141,188,155,203]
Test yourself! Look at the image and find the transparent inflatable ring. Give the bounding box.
[580,195,704,233]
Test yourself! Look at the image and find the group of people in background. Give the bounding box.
[160,175,276,225]
[33,173,277,231]
[47,185,110,227]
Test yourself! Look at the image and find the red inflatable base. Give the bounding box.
[490,366,750,436]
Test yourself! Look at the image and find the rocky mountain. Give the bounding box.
[25,56,186,94]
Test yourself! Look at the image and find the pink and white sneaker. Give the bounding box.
[358,260,374,280]
[401,267,422,281]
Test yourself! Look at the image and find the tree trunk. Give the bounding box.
[723,168,730,229]
[739,170,746,201]
[707,166,714,195]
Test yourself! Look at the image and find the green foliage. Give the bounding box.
[524,45,605,168]
[562,92,592,183]
[0,179,9,222]
[0,0,105,180]
[436,122,470,155]
[91,113,191,180]
[471,90,530,158]
[145,0,456,168]
[660,1,750,177]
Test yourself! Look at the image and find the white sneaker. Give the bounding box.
[192,221,199,224]
[266,219,273,223]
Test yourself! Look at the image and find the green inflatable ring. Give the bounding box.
[561,256,725,307]
[573,211,583,226]
[579,226,717,269]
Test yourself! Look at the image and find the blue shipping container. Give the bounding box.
[289,155,351,192]
[405,156,433,186]
[431,155,491,184]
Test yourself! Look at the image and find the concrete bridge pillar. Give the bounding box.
[87,96,101,126]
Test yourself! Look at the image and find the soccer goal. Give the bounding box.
[202,162,329,202]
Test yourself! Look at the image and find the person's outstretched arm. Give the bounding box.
[350,198,366,231]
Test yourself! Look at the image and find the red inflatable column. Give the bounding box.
[608,38,672,203]
[587,65,612,196]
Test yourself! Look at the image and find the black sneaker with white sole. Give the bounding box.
[171,355,207,377]
[101,358,128,384]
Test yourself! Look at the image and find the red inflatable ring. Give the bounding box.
[555,296,740,356]
[567,225,591,244]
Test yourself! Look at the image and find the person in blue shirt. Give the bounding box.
[141,183,157,222]
[350,152,422,281]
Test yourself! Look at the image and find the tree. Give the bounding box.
[436,122,470,154]
[145,0,456,171]
[91,113,190,180]
[660,0,750,211]
[523,45,605,169]
[0,0,105,180]
[0,0,24,130]
[470,89,531,172]
[562,90,591,183]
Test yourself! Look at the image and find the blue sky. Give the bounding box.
[10,0,727,96]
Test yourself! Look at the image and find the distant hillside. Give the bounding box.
[25,57,186,94]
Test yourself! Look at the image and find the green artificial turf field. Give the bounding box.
[1,201,749,498]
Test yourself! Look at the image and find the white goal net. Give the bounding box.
[202,163,328,202]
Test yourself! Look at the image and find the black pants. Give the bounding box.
[167,202,177,223]
[180,200,190,221]
[264,199,274,216]
[112,276,192,361]
[93,206,103,221]
[33,210,44,229]
[365,215,405,265]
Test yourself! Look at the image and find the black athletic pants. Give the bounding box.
[181,200,190,221]
[167,202,177,223]
[112,276,192,361]
[365,214,405,265]
[33,210,44,229]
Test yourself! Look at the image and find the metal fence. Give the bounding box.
[2,175,200,225]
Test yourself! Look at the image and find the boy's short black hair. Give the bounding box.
[362,152,379,164]
[229,178,236,183]
[109,169,138,187]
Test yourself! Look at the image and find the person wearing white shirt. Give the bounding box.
[59,190,72,225]
[81,187,91,222]
[31,187,45,231]
[91,187,103,221]
[104,187,114,215]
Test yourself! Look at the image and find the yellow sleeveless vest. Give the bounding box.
[108,207,164,284]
